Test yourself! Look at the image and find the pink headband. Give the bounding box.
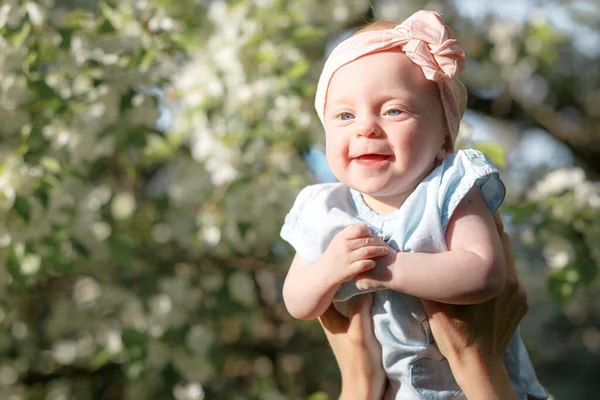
[315,10,468,149]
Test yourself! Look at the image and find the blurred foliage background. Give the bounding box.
[1,0,599,398]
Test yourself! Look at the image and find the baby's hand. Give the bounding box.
[322,224,388,286]
[354,246,398,291]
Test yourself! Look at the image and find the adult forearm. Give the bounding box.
[339,373,386,400]
[450,352,517,400]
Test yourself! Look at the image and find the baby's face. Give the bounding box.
[324,48,447,206]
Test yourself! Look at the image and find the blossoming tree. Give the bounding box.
[1,0,599,398]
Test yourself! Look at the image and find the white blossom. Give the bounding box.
[0,156,22,210]
[0,365,18,385]
[52,341,79,365]
[25,2,45,26]
[111,192,136,220]
[20,253,41,275]
[0,1,23,29]
[201,226,221,247]
[528,167,586,201]
[98,329,123,354]
[73,277,102,306]
[174,382,205,400]
[151,294,173,315]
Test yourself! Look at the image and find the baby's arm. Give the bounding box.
[355,187,506,304]
[283,224,388,320]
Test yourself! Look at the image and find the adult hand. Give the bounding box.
[421,211,526,399]
[318,293,386,400]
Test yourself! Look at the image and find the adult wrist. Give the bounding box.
[339,371,386,399]
[449,352,516,400]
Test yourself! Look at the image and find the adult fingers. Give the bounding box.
[493,211,518,282]
[318,303,349,334]
[347,293,374,342]
[493,210,504,232]
[420,298,442,317]
[493,212,527,313]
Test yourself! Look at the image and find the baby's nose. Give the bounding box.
[357,118,383,138]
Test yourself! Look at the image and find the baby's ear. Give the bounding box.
[436,135,452,161]
[435,149,446,161]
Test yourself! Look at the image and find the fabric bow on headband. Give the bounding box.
[315,10,468,149]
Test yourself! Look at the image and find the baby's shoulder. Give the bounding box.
[281,183,358,261]
[435,148,505,229]
[292,182,350,210]
[439,148,499,178]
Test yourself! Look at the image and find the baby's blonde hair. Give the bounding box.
[353,20,397,36]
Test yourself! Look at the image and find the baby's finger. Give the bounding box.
[354,275,387,291]
[341,224,372,240]
[354,265,393,290]
[347,234,387,250]
[348,259,376,276]
[352,245,388,261]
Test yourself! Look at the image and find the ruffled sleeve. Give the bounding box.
[281,183,363,262]
[439,149,506,231]
[280,185,324,262]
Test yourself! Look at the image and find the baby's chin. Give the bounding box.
[348,180,416,206]
[348,182,403,198]
[343,175,398,192]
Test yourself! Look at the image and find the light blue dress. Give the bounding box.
[281,149,547,400]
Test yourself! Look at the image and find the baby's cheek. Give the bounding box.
[325,139,347,164]
[326,157,345,180]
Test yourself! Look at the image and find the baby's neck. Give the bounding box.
[358,158,442,214]
[362,192,410,214]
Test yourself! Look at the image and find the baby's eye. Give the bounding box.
[386,109,403,116]
[339,112,355,121]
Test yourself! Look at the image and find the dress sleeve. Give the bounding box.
[280,185,324,262]
[439,149,506,231]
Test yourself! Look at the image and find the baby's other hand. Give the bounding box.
[323,224,388,286]
[354,244,398,291]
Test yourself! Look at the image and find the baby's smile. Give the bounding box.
[353,154,391,166]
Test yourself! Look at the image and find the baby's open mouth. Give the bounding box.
[355,154,389,162]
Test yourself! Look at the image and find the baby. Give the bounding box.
[280,10,547,400]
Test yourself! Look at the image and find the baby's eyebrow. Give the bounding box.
[377,89,417,101]
[326,95,355,106]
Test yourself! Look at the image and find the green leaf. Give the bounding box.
[473,142,506,168]
[308,392,329,400]
[90,349,114,370]
[34,182,50,209]
[548,267,576,305]
[286,59,309,79]
[65,10,95,29]
[292,26,326,43]
[108,234,136,266]
[6,247,26,286]
[122,328,148,361]
[72,239,91,258]
[504,202,539,224]
[10,22,32,48]
[139,48,156,71]
[12,196,31,222]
